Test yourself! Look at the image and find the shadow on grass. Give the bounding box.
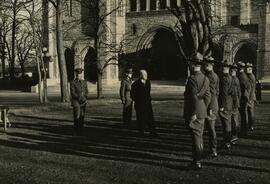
[0,114,270,173]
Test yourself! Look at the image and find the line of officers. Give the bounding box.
[69,54,257,170]
[184,53,257,170]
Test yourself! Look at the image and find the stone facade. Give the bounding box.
[45,0,270,82]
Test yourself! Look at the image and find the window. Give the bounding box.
[130,0,136,11]
[150,0,156,10]
[140,0,146,11]
[231,16,240,26]
[117,0,124,16]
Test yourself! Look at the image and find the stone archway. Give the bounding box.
[136,25,187,80]
[83,47,97,82]
[233,40,257,75]
[64,48,75,82]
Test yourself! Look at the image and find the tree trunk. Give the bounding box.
[10,1,16,79]
[20,62,25,77]
[97,72,103,98]
[56,0,69,102]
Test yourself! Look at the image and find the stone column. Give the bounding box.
[177,0,181,7]
[240,0,251,24]
[136,0,140,12]
[126,0,130,12]
[146,0,150,11]
[156,0,160,10]
[258,3,270,80]
[166,0,170,8]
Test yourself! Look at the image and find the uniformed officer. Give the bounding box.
[246,63,256,131]
[230,64,241,144]
[204,56,219,158]
[219,60,233,149]
[131,70,156,136]
[70,68,89,136]
[184,53,210,169]
[120,68,133,127]
[237,62,250,136]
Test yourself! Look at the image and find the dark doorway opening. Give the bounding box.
[64,48,75,82]
[234,43,257,75]
[137,28,187,80]
[84,47,97,82]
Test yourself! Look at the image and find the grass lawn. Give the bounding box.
[0,97,269,184]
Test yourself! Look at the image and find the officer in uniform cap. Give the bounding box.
[219,60,233,149]
[184,53,211,169]
[237,61,251,136]
[120,67,133,127]
[230,64,241,144]
[70,67,89,136]
[246,62,256,131]
[203,56,219,158]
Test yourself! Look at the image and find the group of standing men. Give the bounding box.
[68,57,257,170]
[184,53,257,169]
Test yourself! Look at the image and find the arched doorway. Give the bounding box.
[64,48,75,82]
[84,47,97,82]
[136,26,187,80]
[233,41,257,75]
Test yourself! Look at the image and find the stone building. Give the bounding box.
[45,0,270,84]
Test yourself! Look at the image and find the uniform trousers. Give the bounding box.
[219,110,232,145]
[247,101,255,128]
[122,100,133,125]
[188,118,205,162]
[205,113,217,153]
[239,100,248,134]
[231,109,240,139]
[73,105,86,135]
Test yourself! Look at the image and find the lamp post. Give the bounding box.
[42,47,51,103]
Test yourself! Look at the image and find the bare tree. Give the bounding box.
[48,0,69,102]
[164,0,213,61]
[16,29,34,76]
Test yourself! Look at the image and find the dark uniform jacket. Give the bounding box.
[131,79,152,110]
[231,75,241,110]
[205,70,219,113]
[120,76,132,103]
[247,73,256,102]
[70,79,88,107]
[184,71,211,120]
[219,73,233,111]
[237,71,250,102]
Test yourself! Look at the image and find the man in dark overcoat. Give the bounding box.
[120,68,133,127]
[237,61,250,136]
[131,70,156,136]
[184,53,210,169]
[230,64,241,144]
[70,68,88,136]
[246,63,256,131]
[219,60,233,149]
[204,56,219,158]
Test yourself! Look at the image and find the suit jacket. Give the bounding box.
[219,73,233,111]
[120,76,132,103]
[231,75,241,109]
[184,71,211,120]
[70,79,88,107]
[237,71,250,102]
[131,79,151,110]
[205,70,219,113]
